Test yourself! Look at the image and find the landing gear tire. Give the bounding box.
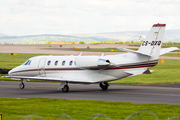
[62,85,69,92]
[100,82,109,91]
[19,82,25,89]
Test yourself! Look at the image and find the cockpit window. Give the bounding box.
[24,60,31,65]
[28,60,31,65]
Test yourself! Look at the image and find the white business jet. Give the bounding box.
[3,23,178,92]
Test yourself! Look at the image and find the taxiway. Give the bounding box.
[0,81,180,105]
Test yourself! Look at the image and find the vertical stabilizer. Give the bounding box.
[138,23,166,60]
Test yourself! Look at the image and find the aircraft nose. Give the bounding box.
[8,69,13,76]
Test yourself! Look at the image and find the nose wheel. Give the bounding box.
[19,82,25,89]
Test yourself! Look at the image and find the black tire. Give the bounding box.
[62,85,69,92]
[19,82,25,89]
[101,85,108,90]
[99,82,108,91]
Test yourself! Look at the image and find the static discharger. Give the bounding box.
[11,53,18,55]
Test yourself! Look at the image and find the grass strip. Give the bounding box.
[75,48,125,52]
[128,45,140,47]
[111,59,180,84]
[172,50,180,52]
[161,53,180,57]
[0,53,50,68]
[0,98,180,120]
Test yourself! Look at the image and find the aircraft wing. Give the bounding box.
[160,47,178,55]
[2,76,94,84]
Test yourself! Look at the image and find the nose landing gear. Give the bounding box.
[19,79,26,89]
[19,82,25,89]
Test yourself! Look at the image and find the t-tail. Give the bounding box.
[138,23,166,61]
[118,23,167,61]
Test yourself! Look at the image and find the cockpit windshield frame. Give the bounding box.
[24,60,31,65]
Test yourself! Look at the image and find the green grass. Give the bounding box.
[0,98,180,120]
[111,59,180,84]
[128,45,140,47]
[76,48,125,52]
[0,53,50,68]
[162,44,180,47]
[172,50,180,52]
[161,53,180,57]
[75,48,139,52]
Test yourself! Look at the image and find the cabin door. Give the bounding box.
[38,58,46,77]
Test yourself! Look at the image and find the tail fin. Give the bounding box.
[138,23,166,60]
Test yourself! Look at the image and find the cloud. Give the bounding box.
[0,0,180,35]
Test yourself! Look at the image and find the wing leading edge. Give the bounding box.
[2,76,94,84]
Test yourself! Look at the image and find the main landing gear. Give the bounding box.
[99,82,109,91]
[62,85,69,92]
[59,82,69,92]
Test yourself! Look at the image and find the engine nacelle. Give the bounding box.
[75,56,110,69]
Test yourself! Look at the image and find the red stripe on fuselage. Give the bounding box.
[10,64,157,74]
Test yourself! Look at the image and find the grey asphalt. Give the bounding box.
[0,81,180,105]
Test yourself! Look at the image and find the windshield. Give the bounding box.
[23,60,31,65]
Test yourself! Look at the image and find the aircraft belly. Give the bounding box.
[89,69,128,82]
[44,70,90,82]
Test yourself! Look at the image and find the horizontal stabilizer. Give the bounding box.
[117,48,151,56]
[124,69,148,76]
[143,69,152,74]
[160,47,178,55]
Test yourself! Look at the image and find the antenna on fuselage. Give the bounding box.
[101,53,104,56]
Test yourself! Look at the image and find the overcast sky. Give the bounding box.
[0,0,180,36]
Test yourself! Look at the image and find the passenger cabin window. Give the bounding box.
[47,60,51,65]
[62,61,65,66]
[55,61,58,66]
[69,61,73,66]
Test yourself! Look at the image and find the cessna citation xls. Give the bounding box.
[3,23,178,92]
